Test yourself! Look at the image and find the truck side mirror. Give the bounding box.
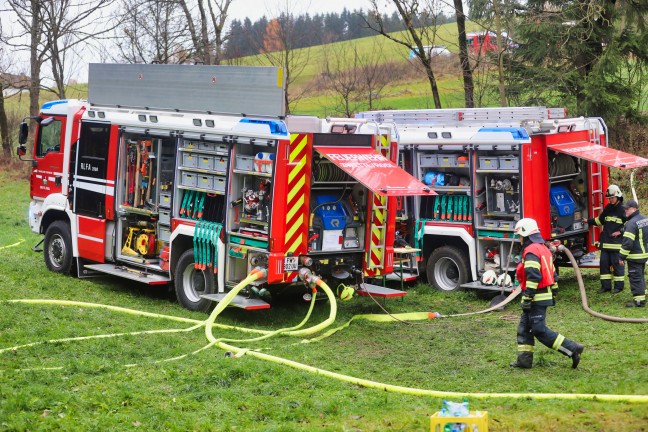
[17,145,27,156]
[18,121,28,144]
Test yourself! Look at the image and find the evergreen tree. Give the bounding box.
[507,0,648,121]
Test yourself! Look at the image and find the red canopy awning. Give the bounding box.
[314,146,435,196]
[548,142,648,170]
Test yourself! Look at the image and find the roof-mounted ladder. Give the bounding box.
[356,107,567,125]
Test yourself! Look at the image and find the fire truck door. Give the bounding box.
[72,121,113,263]
[30,116,65,199]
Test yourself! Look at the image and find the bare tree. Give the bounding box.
[358,39,392,110]
[177,0,234,64]
[114,0,190,64]
[321,44,364,117]
[366,0,443,109]
[452,0,475,108]
[256,11,311,114]
[3,0,118,119]
[0,45,29,158]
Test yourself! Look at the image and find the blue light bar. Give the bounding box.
[239,118,288,135]
[478,127,529,140]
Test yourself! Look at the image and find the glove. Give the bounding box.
[521,295,533,311]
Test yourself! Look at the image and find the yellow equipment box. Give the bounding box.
[430,410,488,432]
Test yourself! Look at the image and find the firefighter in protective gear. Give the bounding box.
[510,218,584,369]
[619,200,647,308]
[582,184,626,293]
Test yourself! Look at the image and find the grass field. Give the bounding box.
[1,170,647,431]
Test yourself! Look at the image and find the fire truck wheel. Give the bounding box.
[175,249,215,312]
[426,245,469,292]
[44,220,74,275]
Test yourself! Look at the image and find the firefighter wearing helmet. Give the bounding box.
[510,218,584,369]
[581,184,627,294]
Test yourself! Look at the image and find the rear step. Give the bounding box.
[356,283,407,298]
[460,281,515,292]
[201,293,271,310]
[84,264,171,285]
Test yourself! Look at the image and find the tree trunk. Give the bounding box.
[493,0,507,106]
[29,0,42,134]
[454,0,474,108]
[423,60,442,109]
[0,92,11,158]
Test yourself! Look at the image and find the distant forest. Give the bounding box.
[224,8,455,59]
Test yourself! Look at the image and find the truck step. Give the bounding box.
[201,293,270,310]
[356,283,407,298]
[84,264,171,285]
[384,272,418,282]
[460,281,515,292]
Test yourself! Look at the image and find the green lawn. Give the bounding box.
[1,169,647,431]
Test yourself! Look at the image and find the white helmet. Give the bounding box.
[605,184,622,198]
[481,270,497,285]
[514,218,540,237]
[497,273,513,287]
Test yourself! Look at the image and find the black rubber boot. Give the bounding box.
[509,352,533,369]
[571,344,584,369]
[597,288,611,294]
[626,300,646,308]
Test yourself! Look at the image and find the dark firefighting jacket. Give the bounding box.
[587,202,626,250]
[620,211,648,263]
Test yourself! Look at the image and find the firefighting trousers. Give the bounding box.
[627,260,647,303]
[599,249,625,292]
[516,305,581,357]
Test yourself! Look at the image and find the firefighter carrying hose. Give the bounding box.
[581,184,626,294]
[619,200,647,308]
[510,218,584,369]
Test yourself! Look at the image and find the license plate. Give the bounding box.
[284,257,298,272]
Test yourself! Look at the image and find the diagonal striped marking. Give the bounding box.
[289,134,307,163]
[286,194,305,223]
[286,214,304,242]
[287,233,304,254]
[287,173,305,205]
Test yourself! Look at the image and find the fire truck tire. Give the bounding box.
[426,245,469,292]
[174,249,215,312]
[44,220,74,275]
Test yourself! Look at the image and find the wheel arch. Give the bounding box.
[421,225,477,282]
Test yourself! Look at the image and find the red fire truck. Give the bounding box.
[17,64,432,311]
[357,108,648,293]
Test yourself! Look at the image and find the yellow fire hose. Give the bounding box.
[2,265,647,403]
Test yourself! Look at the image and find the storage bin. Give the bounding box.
[213,156,228,173]
[197,174,214,190]
[198,155,214,170]
[159,226,171,242]
[499,155,519,170]
[198,142,215,152]
[438,154,458,167]
[182,140,198,150]
[455,154,469,167]
[182,152,198,168]
[479,157,499,169]
[483,219,499,228]
[498,220,515,229]
[420,154,437,167]
[181,172,197,188]
[235,154,255,171]
[159,209,171,225]
[430,411,488,432]
[159,192,172,208]
[212,176,226,192]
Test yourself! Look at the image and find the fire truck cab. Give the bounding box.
[18,64,432,311]
[357,107,648,293]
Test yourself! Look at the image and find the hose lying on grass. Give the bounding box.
[2,265,647,403]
